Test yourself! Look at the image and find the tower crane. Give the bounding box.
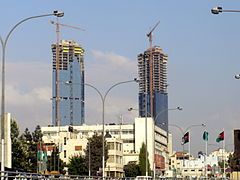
[146,21,160,117]
[50,20,85,32]
[50,18,84,126]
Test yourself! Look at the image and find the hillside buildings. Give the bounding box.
[168,149,231,178]
[137,46,168,130]
[51,40,85,126]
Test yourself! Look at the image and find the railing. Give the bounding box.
[0,171,231,180]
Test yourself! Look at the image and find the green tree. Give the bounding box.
[11,122,46,172]
[68,155,88,175]
[29,125,43,172]
[84,134,108,176]
[138,143,151,176]
[229,153,240,171]
[20,128,34,171]
[11,119,29,171]
[18,125,44,172]
[124,161,140,177]
[32,125,43,142]
[47,147,66,174]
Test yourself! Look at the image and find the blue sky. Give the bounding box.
[1,1,240,155]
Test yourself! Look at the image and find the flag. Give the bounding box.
[182,132,189,144]
[203,131,209,141]
[216,131,224,143]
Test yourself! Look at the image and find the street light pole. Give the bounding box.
[89,138,91,177]
[128,106,182,177]
[0,11,64,176]
[168,123,185,154]
[85,79,138,179]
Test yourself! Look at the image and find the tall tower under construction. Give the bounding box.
[138,46,168,130]
[52,40,85,126]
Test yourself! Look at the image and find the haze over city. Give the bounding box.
[1,0,240,156]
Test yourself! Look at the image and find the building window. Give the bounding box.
[116,143,120,151]
[108,142,114,150]
[122,130,133,134]
[123,139,134,143]
[75,146,82,151]
[116,155,121,164]
[64,150,66,158]
[64,137,67,145]
[108,155,114,163]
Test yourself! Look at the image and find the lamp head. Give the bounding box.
[235,74,240,79]
[134,78,139,83]
[65,81,72,84]
[53,10,64,17]
[177,106,183,111]
[128,107,133,111]
[202,123,206,127]
[160,122,165,127]
[211,7,223,14]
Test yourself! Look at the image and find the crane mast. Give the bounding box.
[55,17,60,126]
[146,21,160,117]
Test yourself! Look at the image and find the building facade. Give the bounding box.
[138,46,168,130]
[52,40,85,126]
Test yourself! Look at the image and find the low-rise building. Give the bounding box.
[105,137,123,177]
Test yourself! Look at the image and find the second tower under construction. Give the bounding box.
[138,46,168,130]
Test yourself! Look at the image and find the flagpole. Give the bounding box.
[205,130,208,179]
[223,128,225,179]
[188,130,191,159]
[182,143,185,167]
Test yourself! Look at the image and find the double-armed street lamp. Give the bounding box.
[128,106,182,119]
[128,106,182,177]
[0,11,64,175]
[84,78,138,179]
